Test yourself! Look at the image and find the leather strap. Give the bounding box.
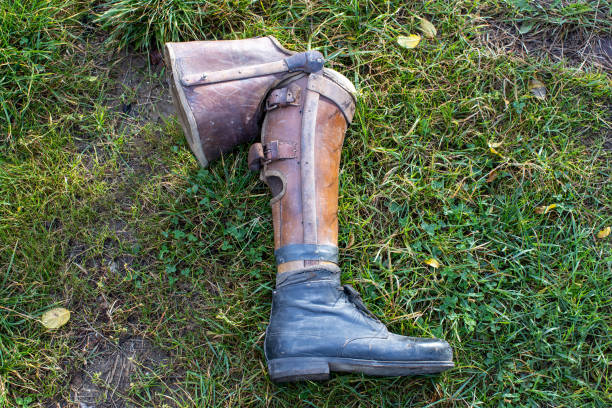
[248,143,265,171]
[266,86,301,110]
[248,141,297,171]
[307,73,356,123]
[274,244,338,265]
[275,265,341,288]
[265,140,296,161]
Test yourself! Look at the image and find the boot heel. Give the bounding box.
[268,357,330,382]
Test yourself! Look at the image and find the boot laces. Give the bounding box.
[341,284,380,321]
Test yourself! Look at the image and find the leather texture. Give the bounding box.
[164,37,298,167]
[258,70,356,273]
[265,268,453,364]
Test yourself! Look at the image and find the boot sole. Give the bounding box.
[268,357,454,382]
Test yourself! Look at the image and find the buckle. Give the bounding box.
[249,141,297,171]
[263,140,297,162]
[265,86,301,111]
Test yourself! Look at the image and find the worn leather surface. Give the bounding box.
[259,71,354,273]
[261,75,308,251]
[265,268,453,363]
[165,37,296,164]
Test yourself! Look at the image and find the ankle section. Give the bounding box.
[274,244,338,265]
[275,265,341,288]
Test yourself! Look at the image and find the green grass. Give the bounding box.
[1,0,611,406]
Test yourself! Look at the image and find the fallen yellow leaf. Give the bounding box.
[397,35,421,49]
[419,17,437,38]
[535,203,557,214]
[41,307,71,329]
[529,79,546,100]
[424,258,440,268]
[596,226,610,239]
[489,147,505,158]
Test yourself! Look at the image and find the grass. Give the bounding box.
[480,0,612,67]
[491,0,611,31]
[1,0,611,406]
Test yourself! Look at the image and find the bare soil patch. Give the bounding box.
[481,20,611,71]
[58,48,180,407]
[71,337,168,407]
[108,51,175,124]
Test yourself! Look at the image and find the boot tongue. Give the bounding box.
[275,265,341,288]
[342,284,380,321]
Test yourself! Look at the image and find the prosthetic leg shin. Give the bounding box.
[249,69,454,382]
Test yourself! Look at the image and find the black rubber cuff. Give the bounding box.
[274,244,338,265]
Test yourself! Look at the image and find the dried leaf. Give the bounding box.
[346,232,355,249]
[423,258,440,268]
[488,141,503,148]
[419,18,437,38]
[41,307,71,329]
[529,79,546,100]
[596,226,610,239]
[535,203,557,214]
[397,35,421,49]
[486,171,498,183]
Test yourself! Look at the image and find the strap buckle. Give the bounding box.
[266,86,301,111]
[263,140,296,162]
[248,141,297,171]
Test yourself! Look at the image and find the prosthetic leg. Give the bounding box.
[165,38,454,382]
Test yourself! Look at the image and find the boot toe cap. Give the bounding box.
[342,334,453,363]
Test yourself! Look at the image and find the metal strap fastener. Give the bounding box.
[264,140,296,161]
[274,244,339,265]
[266,86,301,111]
[247,141,297,171]
[300,79,319,246]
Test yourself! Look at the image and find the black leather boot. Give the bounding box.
[264,267,454,382]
